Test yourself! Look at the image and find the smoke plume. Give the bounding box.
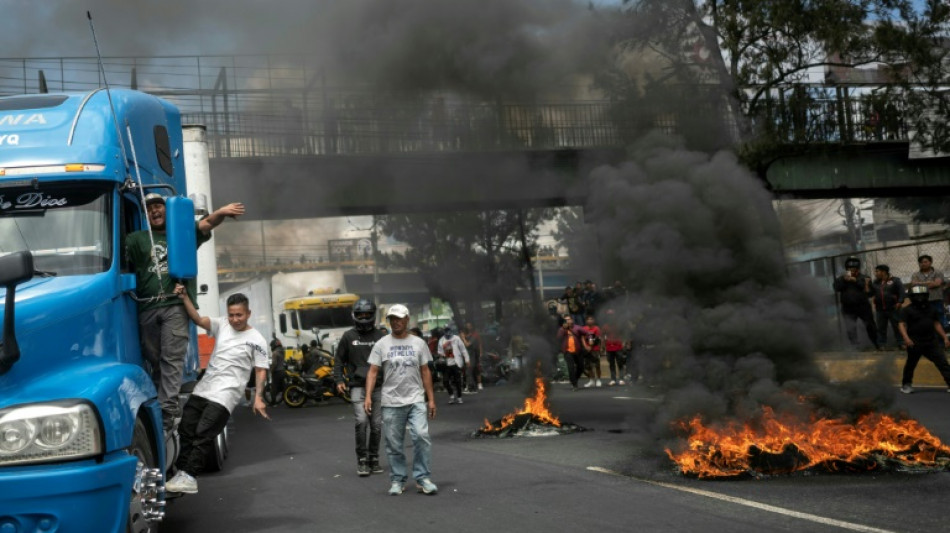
[581,132,893,441]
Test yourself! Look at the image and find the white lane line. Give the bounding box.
[611,396,661,402]
[586,466,896,533]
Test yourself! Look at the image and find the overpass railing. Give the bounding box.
[0,54,916,158]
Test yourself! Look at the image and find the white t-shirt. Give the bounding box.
[368,334,432,407]
[437,334,469,367]
[193,317,270,413]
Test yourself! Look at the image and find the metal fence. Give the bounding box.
[787,238,950,335]
[0,54,625,157]
[0,54,917,159]
[751,86,910,145]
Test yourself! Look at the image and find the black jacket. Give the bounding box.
[333,327,385,387]
[833,273,872,310]
[871,276,904,311]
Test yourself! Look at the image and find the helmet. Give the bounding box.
[352,299,377,332]
[909,285,930,306]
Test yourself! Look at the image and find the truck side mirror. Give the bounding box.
[0,251,34,375]
[165,196,197,279]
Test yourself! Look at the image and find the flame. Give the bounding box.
[666,407,950,478]
[482,370,561,432]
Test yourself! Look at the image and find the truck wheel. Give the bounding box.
[284,385,307,408]
[205,428,227,473]
[128,418,162,533]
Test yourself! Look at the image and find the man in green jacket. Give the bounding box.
[126,193,244,434]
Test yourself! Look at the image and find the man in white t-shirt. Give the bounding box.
[364,304,438,496]
[438,325,469,404]
[165,289,271,494]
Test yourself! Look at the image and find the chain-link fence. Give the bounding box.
[787,238,950,342]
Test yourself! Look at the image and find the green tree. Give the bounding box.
[602,1,950,163]
[379,208,551,324]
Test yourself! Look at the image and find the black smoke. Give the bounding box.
[581,132,893,441]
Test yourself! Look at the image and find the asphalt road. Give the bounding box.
[164,378,950,533]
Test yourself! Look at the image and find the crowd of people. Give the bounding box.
[551,280,633,391]
[834,255,950,394]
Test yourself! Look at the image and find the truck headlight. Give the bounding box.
[0,402,102,466]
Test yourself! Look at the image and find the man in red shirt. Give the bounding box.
[580,315,603,387]
[602,309,626,385]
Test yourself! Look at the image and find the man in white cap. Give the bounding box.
[126,192,245,435]
[364,304,439,496]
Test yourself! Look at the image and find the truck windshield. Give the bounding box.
[298,307,355,330]
[0,183,111,276]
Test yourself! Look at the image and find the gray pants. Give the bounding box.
[349,386,382,462]
[139,305,189,431]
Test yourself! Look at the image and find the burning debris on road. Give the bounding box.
[666,407,950,479]
[473,367,586,438]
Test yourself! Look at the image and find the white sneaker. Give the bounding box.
[165,471,198,494]
[457,396,463,405]
[584,380,594,388]
[595,379,602,387]
[900,385,913,394]
[608,380,616,386]
[477,383,483,390]
[448,395,457,404]
[618,380,626,385]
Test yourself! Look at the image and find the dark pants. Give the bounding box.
[176,394,230,476]
[606,350,625,381]
[139,305,190,431]
[349,386,382,462]
[563,351,584,387]
[842,305,877,347]
[875,308,902,347]
[902,343,950,387]
[444,365,464,397]
[468,352,481,388]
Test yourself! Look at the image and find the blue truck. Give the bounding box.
[0,89,210,532]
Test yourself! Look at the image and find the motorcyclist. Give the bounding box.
[334,299,386,476]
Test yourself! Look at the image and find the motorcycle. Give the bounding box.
[479,350,512,385]
[282,349,352,407]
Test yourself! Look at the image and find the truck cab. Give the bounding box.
[0,90,200,532]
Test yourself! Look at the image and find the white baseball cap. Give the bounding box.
[386,304,410,318]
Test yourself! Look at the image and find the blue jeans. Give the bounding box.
[382,402,431,483]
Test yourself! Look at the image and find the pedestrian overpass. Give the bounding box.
[1,54,948,219]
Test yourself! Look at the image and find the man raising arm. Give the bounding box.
[165,286,270,495]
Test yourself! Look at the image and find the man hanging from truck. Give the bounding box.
[166,287,271,494]
[125,193,245,435]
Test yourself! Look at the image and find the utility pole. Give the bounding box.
[840,199,861,250]
[349,216,381,306]
[371,214,380,307]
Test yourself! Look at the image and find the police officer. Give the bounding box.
[334,299,386,476]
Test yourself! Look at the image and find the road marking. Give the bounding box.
[586,466,897,533]
[611,396,661,402]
